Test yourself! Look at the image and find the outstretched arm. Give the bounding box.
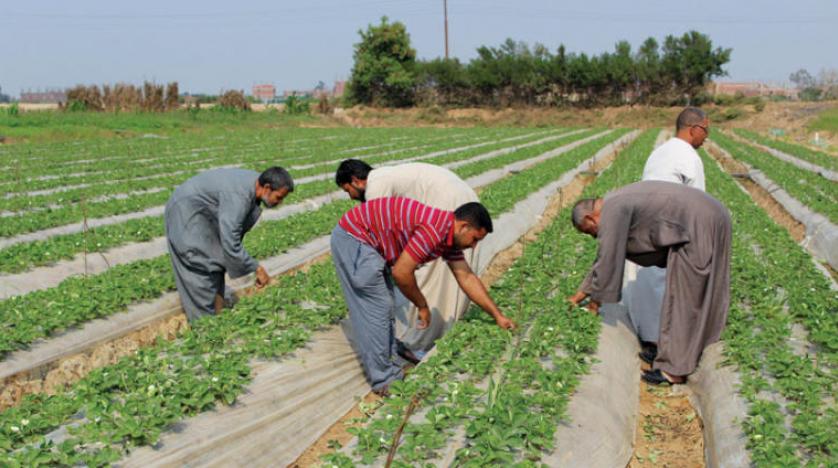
[447,259,515,329]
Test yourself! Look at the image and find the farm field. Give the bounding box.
[0,119,835,467]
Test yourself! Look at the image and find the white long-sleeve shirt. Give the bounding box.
[641,137,705,191]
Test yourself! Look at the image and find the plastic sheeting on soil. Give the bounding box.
[544,303,640,467]
[0,237,330,408]
[118,327,370,468]
[710,142,838,270]
[0,130,584,297]
[111,130,639,467]
[683,342,751,468]
[727,131,838,182]
[0,130,612,408]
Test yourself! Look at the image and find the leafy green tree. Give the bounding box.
[346,17,417,107]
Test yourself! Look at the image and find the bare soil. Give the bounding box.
[629,369,705,468]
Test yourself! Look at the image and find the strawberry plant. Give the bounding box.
[0,128,625,464]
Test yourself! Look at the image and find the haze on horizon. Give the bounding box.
[2,0,836,96]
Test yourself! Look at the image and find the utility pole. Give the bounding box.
[443,0,449,59]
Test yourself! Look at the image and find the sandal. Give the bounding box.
[642,369,686,386]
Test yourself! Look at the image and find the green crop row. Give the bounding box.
[0,133,498,237]
[732,128,838,172]
[323,130,658,466]
[0,127,476,179]
[712,132,838,224]
[700,150,837,467]
[0,129,623,465]
[0,131,616,356]
[0,130,565,273]
[0,128,495,194]
[0,130,527,237]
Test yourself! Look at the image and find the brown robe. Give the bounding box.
[580,181,732,375]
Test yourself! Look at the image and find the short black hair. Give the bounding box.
[571,198,598,230]
[675,107,706,132]
[454,202,493,233]
[259,166,294,192]
[335,159,373,186]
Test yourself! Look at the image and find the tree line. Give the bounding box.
[346,17,732,108]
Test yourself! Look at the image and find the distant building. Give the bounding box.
[0,86,10,103]
[20,89,67,104]
[711,82,798,99]
[252,84,276,102]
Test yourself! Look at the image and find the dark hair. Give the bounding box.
[454,202,493,233]
[571,198,598,230]
[259,166,294,192]
[335,159,373,186]
[675,107,706,132]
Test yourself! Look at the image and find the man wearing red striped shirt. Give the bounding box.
[332,197,514,394]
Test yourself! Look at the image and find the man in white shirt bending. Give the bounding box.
[631,107,709,364]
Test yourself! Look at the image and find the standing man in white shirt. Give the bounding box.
[631,107,709,364]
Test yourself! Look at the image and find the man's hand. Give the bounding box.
[255,265,270,289]
[416,307,431,330]
[586,300,600,315]
[567,290,588,306]
[495,314,516,330]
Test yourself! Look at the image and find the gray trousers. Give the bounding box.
[166,239,225,322]
[331,226,404,391]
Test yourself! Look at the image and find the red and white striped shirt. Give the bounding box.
[338,197,465,266]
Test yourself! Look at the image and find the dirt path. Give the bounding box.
[629,361,705,468]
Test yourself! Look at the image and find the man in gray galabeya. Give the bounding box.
[568,181,731,385]
[165,167,294,321]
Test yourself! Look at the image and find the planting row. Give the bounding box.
[0,129,543,238]
[0,130,620,357]
[700,149,837,466]
[323,130,658,466]
[0,129,582,273]
[732,128,838,172]
[0,129,628,466]
[0,128,495,193]
[711,132,838,224]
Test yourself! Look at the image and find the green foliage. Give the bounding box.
[699,148,838,466]
[6,103,19,117]
[346,17,417,107]
[0,126,622,464]
[413,31,731,108]
[712,131,838,223]
[339,130,658,466]
[807,106,838,133]
[733,128,838,171]
[283,95,310,115]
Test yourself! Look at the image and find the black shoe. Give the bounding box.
[396,341,421,365]
[641,369,671,386]
[642,369,686,386]
[639,347,657,365]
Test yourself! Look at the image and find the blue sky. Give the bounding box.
[2,0,836,96]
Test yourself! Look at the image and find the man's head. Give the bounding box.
[256,166,294,208]
[571,198,603,238]
[675,107,710,149]
[452,202,493,250]
[335,159,373,202]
